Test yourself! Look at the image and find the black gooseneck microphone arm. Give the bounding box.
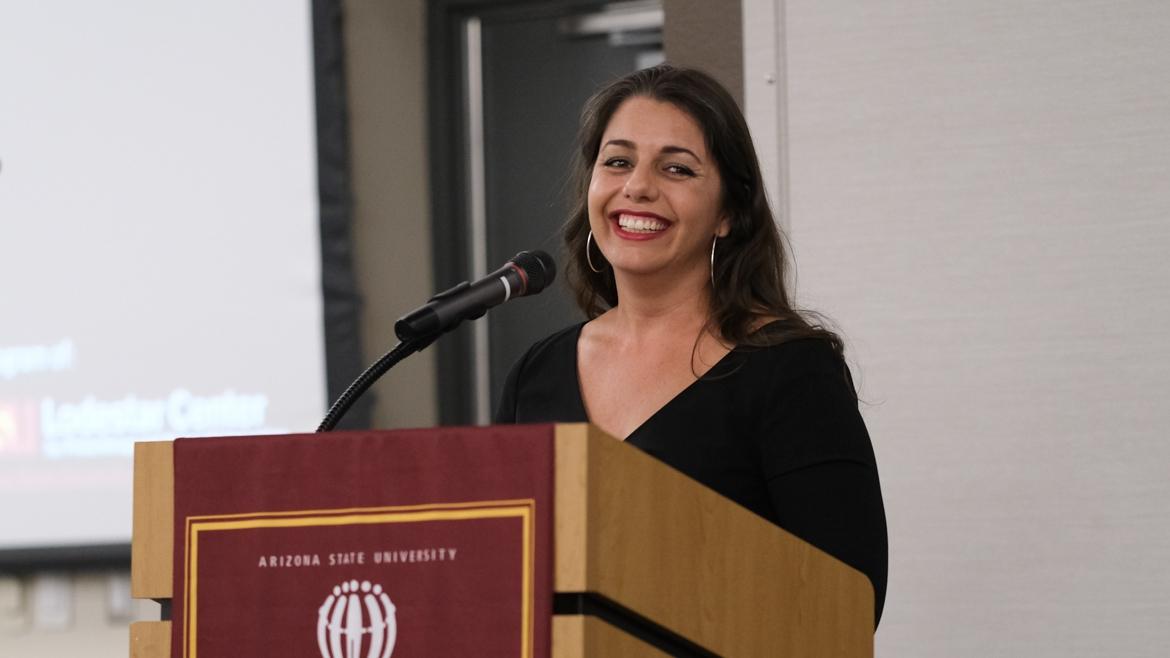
[315,335,434,432]
[316,250,556,432]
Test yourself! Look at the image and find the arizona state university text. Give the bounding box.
[257,547,458,568]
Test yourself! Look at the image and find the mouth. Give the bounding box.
[610,211,671,236]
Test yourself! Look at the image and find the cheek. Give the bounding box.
[587,168,605,197]
[705,187,729,232]
[586,172,607,215]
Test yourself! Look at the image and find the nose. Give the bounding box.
[623,163,658,201]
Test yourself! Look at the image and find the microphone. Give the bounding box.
[394,250,556,341]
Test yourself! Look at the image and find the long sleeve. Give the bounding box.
[767,461,887,626]
[753,341,888,626]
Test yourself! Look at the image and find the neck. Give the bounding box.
[608,267,714,341]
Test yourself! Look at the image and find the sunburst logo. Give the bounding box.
[317,579,398,658]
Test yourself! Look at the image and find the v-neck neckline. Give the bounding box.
[569,322,739,441]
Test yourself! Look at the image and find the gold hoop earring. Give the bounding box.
[586,230,604,273]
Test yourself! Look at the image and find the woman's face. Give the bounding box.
[587,96,729,283]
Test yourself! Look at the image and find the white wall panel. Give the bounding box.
[777,1,1170,654]
[742,0,787,223]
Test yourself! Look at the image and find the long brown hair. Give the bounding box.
[563,64,843,353]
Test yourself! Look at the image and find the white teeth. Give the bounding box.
[617,214,667,232]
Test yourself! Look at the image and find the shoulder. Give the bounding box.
[737,336,853,389]
[501,322,583,390]
[495,322,586,424]
[740,337,873,471]
[513,323,583,372]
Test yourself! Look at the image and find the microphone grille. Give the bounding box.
[513,250,556,294]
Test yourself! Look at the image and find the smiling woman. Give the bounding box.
[495,65,888,627]
[588,97,729,281]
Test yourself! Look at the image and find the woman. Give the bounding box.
[495,65,887,625]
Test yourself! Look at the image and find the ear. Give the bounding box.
[716,214,732,238]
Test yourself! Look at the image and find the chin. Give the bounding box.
[607,253,676,278]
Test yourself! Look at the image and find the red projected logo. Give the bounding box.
[0,399,39,455]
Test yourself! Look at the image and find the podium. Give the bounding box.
[130,424,872,657]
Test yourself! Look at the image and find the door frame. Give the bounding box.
[426,0,625,424]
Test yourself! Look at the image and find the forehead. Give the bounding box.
[600,97,708,155]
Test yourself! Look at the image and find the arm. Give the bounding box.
[755,343,888,626]
[767,460,887,626]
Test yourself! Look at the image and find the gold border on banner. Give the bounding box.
[182,499,537,658]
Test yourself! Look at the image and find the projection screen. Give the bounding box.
[0,1,328,552]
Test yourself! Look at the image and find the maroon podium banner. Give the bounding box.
[171,425,555,658]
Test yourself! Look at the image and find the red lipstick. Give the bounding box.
[609,210,672,241]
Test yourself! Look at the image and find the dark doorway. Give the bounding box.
[429,1,663,424]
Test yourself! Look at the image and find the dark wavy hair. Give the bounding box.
[563,64,843,353]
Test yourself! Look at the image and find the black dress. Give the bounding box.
[495,323,888,625]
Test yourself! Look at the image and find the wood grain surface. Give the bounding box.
[551,614,670,658]
[554,423,872,657]
[131,441,173,600]
[129,621,170,658]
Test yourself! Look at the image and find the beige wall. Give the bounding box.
[344,0,437,429]
[745,0,1170,654]
[664,0,744,103]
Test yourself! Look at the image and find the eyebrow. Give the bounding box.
[602,139,702,163]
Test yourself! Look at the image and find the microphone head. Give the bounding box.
[512,250,556,294]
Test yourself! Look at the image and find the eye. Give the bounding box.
[664,163,696,177]
[602,157,632,168]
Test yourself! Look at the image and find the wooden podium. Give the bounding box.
[130,424,872,657]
